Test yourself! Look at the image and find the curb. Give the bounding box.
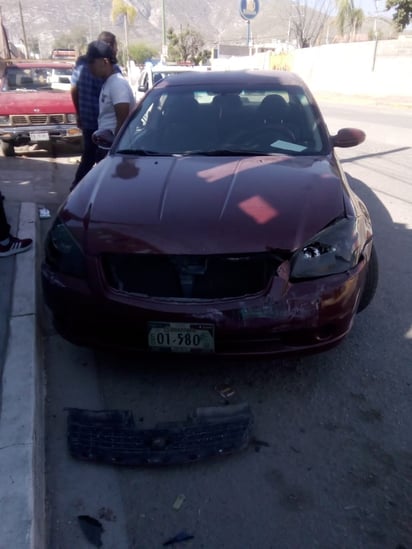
[0,203,45,549]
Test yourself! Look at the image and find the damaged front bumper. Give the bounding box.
[42,255,368,356]
[67,403,254,466]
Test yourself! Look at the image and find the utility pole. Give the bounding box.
[0,7,12,58]
[18,1,29,58]
[161,0,167,62]
[372,0,383,71]
[98,0,102,34]
[123,12,129,68]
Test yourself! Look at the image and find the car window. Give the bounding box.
[116,84,327,156]
[3,66,73,91]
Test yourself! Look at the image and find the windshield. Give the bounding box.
[116,83,328,157]
[3,66,73,91]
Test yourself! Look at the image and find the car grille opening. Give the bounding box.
[10,114,65,125]
[102,253,280,299]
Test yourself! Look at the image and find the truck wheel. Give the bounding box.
[357,244,378,313]
[1,141,15,157]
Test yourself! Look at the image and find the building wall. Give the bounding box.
[212,38,412,101]
[288,38,412,99]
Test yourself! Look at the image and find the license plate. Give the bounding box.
[29,131,49,141]
[148,322,214,353]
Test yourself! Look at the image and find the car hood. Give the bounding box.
[0,89,75,114]
[66,154,347,255]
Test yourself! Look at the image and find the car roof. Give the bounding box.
[152,64,199,73]
[154,69,307,89]
[1,60,73,70]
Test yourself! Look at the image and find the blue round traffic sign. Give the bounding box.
[239,0,260,21]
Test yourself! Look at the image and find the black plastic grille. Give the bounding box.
[10,114,65,125]
[67,405,253,466]
[102,252,280,299]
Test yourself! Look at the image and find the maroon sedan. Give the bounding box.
[42,70,378,356]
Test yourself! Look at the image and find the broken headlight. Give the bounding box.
[45,217,86,278]
[290,218,361,279]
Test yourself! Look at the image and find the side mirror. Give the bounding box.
[331,128,366,148]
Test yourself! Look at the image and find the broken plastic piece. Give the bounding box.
[66,403,253,466]
[215,384,236,401]
[163,531,194,546]
[38,207,51,219]
[78,515,104,548]
[252,438,270,452]
[173,494,186,510]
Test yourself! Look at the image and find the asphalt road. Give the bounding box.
[2,102,412,549]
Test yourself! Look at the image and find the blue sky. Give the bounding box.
[306,0,393,17]
[357,0,389,15]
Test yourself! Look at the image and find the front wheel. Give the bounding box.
[1,140,15,157]
[357,244,378,313]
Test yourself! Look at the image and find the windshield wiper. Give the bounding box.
[185,149,269,156]
[116,149,161,156]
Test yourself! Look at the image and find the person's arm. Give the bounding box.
[113,103,131,135]
[70,62,84,128]
[71,84,79,113]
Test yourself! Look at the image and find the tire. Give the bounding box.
[1,140,15,157]
[43,142,55,156]
[357,244,378,313]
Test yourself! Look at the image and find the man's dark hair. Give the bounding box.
[98,31,116,48]
[85,40,117,64]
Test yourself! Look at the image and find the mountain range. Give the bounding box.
[0,0,391,58]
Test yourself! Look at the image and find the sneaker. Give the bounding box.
[0,235,33,257]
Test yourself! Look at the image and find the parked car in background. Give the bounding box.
[135,62,210,101]
[50,48,77,62]
[0,59,81,156]
[42,70,378,357]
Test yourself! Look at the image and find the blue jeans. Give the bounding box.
[0,193,10,240]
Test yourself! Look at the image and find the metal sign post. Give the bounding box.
[239,0,260,53]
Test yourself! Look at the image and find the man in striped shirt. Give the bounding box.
[70,31,118,191]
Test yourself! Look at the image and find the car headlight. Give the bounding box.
[0,115,10,125]
[290,218,362,279]
[67,113,77,124]
[45,217,86,278]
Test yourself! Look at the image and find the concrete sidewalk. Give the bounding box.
[0,202,45,549]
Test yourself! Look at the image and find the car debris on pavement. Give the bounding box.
[66,403,253,466]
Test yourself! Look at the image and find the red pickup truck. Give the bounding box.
[0,60,82,156]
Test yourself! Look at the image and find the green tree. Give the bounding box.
[386,0,412,29]
[129,42,159,64]
[351,8,365,39]
[111,0,138,24]
[336,0,364,40]
[193,49,211,66]
[111,0,138,65]
[166,26,205,64]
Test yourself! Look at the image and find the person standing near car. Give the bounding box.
[0,192,32,257]
[69,31,118,191]
[85,40,135,151]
